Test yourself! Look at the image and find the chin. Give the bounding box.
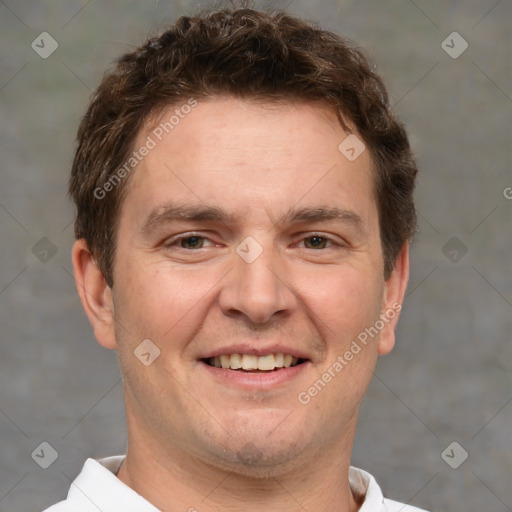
[199,432,311,479]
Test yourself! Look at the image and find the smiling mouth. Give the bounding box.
[202,353,307,372]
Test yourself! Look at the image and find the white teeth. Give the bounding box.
[241,354,258,370]
[208,352,301,370]
[258,354,275,370]
[230,353,242,369]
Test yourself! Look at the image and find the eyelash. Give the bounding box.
[164,232,342,250]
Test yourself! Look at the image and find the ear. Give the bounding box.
[377,243,410,355]
[71,239,117,350]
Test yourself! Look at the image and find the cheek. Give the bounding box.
[296,265,384,343]
[113,260,219,343]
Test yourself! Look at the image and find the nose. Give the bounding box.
[218,237,297,324]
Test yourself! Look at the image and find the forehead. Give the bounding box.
[143,97,367,169]
[123,97,376,227]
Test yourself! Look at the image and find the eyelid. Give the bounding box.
[164,232,216,248]
[163,231,347,250]
[295,232,346,248]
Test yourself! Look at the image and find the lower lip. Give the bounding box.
[200,361,310,389]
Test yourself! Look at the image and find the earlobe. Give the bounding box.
[377,244,410,355]
[71,239,117,350]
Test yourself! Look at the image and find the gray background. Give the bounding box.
[1,0,511,511]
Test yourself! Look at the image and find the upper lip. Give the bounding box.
[200,343,311,361]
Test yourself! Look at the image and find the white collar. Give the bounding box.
[63,456,158,511]
[55,456,426,512]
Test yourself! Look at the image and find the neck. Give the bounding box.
[117,415,361,512]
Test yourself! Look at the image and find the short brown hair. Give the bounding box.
[70,6,418,287]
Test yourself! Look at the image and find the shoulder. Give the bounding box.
[349,466,430,512]
[383,497,430,511]
[41,502,69,512]
[40,456,127,512]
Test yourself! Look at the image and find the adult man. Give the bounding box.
[44,5,426,511]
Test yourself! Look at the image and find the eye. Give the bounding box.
[180,235,205,249]
[300,235,334,249]
[165,234,214,250]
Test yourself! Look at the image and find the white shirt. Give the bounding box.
[42,456,428,512]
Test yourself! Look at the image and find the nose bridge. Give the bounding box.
[219,234,294,323]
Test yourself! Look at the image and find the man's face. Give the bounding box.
[106,98,402,475]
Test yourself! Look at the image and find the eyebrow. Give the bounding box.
[280,206,363,228]
[140,202,364,234]
[141,203,236,234]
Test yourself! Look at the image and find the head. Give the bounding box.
[71,6,417,477]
